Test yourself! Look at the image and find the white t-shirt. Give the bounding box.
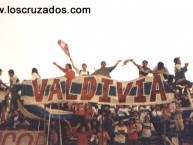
[141,122,155,138]
[114,125,127,143]
[10,75,20,85]
[31,72,41,80]
[76,69,89,76]
[175,64,182,73]
[151,110,162,117]
[117,108,129,116]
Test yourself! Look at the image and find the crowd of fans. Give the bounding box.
[0,57,193,145]
[1,92,193,145]
[45,98,193,145]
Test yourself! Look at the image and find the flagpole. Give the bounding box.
[44,105,47,144]
[38,119,40,132]
[187,89,193,108]
[102,109,104,145]
[163,111,166,145]
[58,103,62,145]
[46,104,52,145]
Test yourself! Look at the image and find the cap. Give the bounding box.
[173,57,180,63]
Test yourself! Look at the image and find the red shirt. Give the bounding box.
[85,108,94,120]
[77,104,85,116]
[61,68,75,80]
[73,130,92,145]
[127,124,138,140]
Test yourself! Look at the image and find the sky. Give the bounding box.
[0,0,193,83]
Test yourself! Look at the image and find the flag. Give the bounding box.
[57,40,70,57]
[122,59,131,66]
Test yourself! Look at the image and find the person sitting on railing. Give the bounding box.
[8,69,21,101]
[0,69,9,91]
[174,57,192,89]
[31,68,41,81]
[8,69,20,87]
[130,59,152,78]
[92,60,121,78]
[153,61,174,83]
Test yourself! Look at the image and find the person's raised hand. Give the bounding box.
[117,60,122,63]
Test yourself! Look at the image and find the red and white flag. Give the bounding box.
[57,40,70,57]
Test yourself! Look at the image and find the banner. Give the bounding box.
[20,75,174,105]
[0,131,45,145]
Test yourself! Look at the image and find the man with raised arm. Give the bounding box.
[130,59,152,78]
[70,57,89,76]
[174,57,192,88]
[53,62,75,80]
[92,60,121,78]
